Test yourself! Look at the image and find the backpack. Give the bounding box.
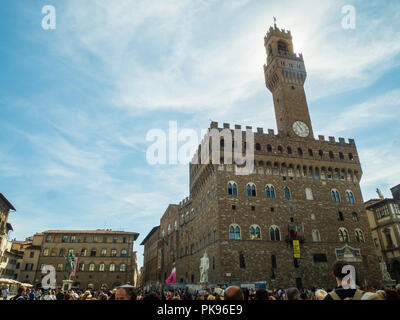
[329,289,364,300]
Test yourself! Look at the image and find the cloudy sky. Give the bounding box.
[1,0,400,269]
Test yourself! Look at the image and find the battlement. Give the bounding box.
[179,196,192,208]
[207,122,356,147]
[265,25,292,43]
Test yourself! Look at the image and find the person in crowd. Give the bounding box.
[286,287,301,300]
[384,288,400,301]
[115,287,129,300]
[256,289,269,300]
[27,288,36,300]
[324,260,365,300]
[142,292,161,300]
[12,286,27,301]
[224,286,244,300]
[2,285,9,300]
[314,289,328,300]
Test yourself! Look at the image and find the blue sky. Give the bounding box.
[1,0,400,269]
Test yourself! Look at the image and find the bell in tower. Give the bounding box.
[264,21,314,139]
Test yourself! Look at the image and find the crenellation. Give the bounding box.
[223,123,230,129]
[257,128,264,135]
[210,121,218,129]
[338,138,345,145]
[318,135,325,142]
[234,124,242,130]
[268,129,275,136]
[329,136,336,143]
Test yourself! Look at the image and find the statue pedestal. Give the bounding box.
[62,280,73,292]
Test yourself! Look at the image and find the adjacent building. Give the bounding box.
[0,193,17,279]
[140,226,160,289]
[365,185,400,282]
[142,24,381,289]
[14,229,139,290]
[0,193,16,263]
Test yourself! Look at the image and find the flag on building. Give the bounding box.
[165,267,176,285]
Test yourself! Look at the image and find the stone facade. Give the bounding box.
[141,226,161,288]
[15,230,139,290]
[0,193,15,265]
[365,185,400,282]
[143,24,381,289]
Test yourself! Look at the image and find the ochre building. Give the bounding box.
[16,229,139,290]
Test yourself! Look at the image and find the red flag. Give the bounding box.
[71,257,79,277]
[165,267,176,285]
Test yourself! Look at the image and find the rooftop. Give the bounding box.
[43,229,140,241]
[140,226,160,246]
[0,193,16,211]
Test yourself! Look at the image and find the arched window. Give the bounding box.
[278,146,283,153]
[121,249,127,257]
[331,189,341,202]
[174,220,178,231]
[329,151,334,159]
[352,212,359,222]
[89,263,95,272]
[277,40,289,53]
[229,224,241,240]
[298,148,303,156]
[338,228,350,243]
[256,143,261,151]
[161,229,165,237]
[287,147,292,154]
[228,182,238,196]
[109,264,115,272]
[247,183,256,197]
[167,224,171,235]
[337,211,344,221]
[120,264,127,272]
[284,187,291,199]
[345,190,355,204]
[267,144,272,153]
[355,229,365,243]
[99,263,105,272]
[265,185,276,199]
[250,225,261,240]
[270,226,281,241]
[312,230,321,242]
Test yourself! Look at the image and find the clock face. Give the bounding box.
[292,121,310,137]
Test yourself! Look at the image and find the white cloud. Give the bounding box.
[316,89,400,135]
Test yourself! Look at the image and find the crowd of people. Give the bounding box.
[1,261,400,301]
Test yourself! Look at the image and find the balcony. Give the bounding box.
[285,234,305,244]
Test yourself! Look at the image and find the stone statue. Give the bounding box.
[379,259,393,281]
[64,252,75,280]
[199,252,209,284]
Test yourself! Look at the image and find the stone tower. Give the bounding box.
[264,23,314,139]
[143,24,382,290]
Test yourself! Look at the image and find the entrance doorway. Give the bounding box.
[295,278,303,289]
